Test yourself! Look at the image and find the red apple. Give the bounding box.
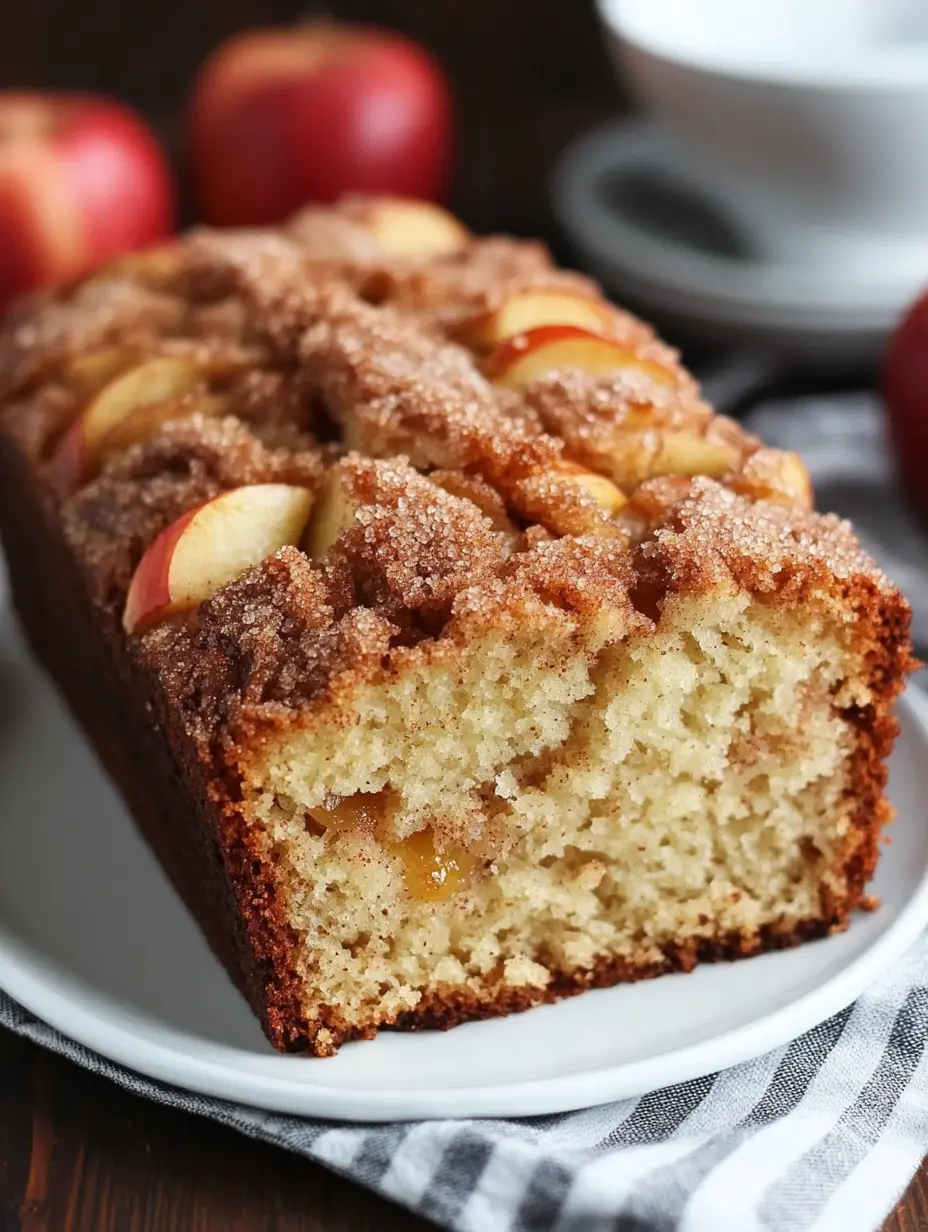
[187,25,454,226]
[123,484,315,634]
[884,290,928,517]
[0,93,173,314]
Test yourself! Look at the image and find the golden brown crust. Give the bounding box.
[250,916,858,1055]
[0,195,915,1056]
[388,917,852,1043]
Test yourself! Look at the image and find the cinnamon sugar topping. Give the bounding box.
[0,194,896,718]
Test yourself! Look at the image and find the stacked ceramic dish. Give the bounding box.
[555,0,928,364]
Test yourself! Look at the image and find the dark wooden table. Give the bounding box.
[0,1029,433,1231]
[0,1025,922,1230]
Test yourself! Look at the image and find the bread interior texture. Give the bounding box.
[248,589,865,1036]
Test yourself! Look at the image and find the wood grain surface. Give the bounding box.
[0,1026,918,1230]
[0,1030,432,1231]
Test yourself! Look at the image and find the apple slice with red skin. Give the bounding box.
[483,325,676,391]
[122,483,315,634]
[102,241,184,288]
[460,288,618,350]
[555,460,627,515]
[651,433,740,480]
[99,392,229,459]
[358,198,468,258]
[61,345,140,397]
[48,356,204,492]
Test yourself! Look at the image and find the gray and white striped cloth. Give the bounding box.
[3,390,928,1232]
[3,939,928,1231]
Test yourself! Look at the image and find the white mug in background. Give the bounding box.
[597,0,928,270]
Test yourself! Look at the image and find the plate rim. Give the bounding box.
[1,679,927,1122]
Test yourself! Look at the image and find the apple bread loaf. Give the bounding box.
[0,198,914,1055]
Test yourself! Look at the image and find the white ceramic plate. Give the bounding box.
[0,594,927,1122]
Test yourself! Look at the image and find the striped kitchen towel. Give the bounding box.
[2,931,928,1232]
[3,389,928,1231]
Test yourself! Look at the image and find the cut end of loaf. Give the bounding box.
[240,580,898,1055]
[126,464,912,1057]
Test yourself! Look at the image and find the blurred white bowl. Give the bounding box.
[551,120,914,369]
[596,0,928,269]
